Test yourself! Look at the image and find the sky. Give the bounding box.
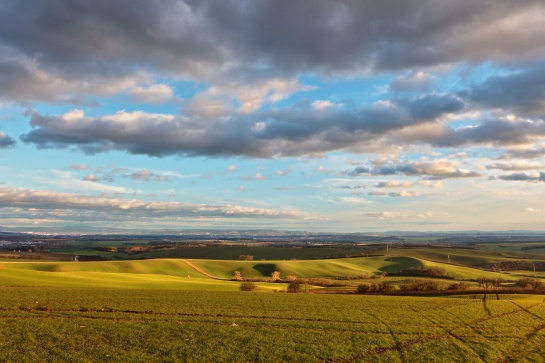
[1,0,545,233]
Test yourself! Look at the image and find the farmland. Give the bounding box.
[1,234,545,362]
[0,287,545,362]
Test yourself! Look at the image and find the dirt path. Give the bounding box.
[181,259,227,280]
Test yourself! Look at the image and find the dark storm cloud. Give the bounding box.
[1,0,544,103]
[20,94,463,158]
[0,133,16,148]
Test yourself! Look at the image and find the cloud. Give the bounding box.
[430,118,545,148]
[375,181,412,188]
[415,180,445,188]
[83,174,101,182]
[464,63,545,116]
[0,47,143,104]
[486,162,542,171]
[397,94,464,121]
[499,147,545,160]
[315,166,333,174]
[226,165,239,172]
[2,0,543,105]
[373,180,445,189]
[312,100,340,110]
[368,190,420,198]
[195,79,314,114]
[129,84,175,104]
[37,170,130,194]
[255,173,267,180]
[349,159,480,179]
[21,94,462,157]
[124,170,170,182]
[365,211,433,220]
[340,197,371,205]
[276,186,297,191]
[498,172,545,182]
[274,169,291,176]
[69,163,89,170]
[0,186,316,221]
[390,72,432,92]
[0,132,16,148]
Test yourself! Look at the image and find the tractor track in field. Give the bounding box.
[508,301,544,321]
[496,301,545,363]
[3,308,461,338]
[6,302,542,331]
[366,311,407,362]
[322,334,450,363]
[8,300,545,363]
[180,259,227,280]
[4,306,440,329]
[496,321,545,363]
[482,295,492,317]
[330,300,545,363]
[403,301,486,363]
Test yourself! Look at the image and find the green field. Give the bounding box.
[0,287,544,362]
[1,248,544,362]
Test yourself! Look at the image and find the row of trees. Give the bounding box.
[232,270,296,282]
[236,268,545,294]
[239,280,307,292]
[354,277,545,294]
[477,277,544,290]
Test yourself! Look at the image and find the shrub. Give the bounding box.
[287,280,306,293]
[530,279,544,290]
[395,267,450,278]
[375,282,397,292]
[402,280,444,292]
[356,284,371,294]
[356,282,398,293]
[517,277,544,290]
[447,282,470,291]
[239,282,257,291]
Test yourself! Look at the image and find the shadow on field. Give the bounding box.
[253,263,278,277]
[378,257,422,273]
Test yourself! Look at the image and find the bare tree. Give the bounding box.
[271,271,281,281]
